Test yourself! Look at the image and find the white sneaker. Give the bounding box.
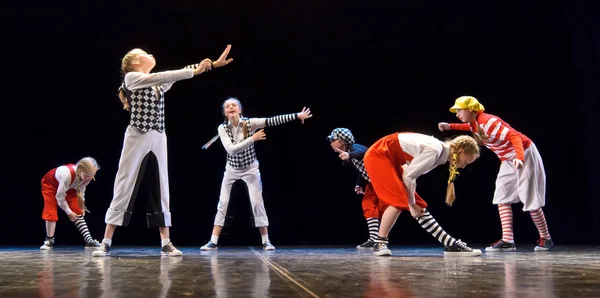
[92,243,111,257]
[262,241,275,251]
[40,240,54,250]
[161,242,183,257]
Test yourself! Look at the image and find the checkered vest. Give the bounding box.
[350,158,370,182]
[223,118,257,169]
[122,83,166,133]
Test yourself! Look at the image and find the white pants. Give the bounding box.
[492,143,546,211]
[213,162,269,227]
[105,126,172,227]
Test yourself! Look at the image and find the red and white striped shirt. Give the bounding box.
[449,113,531,162]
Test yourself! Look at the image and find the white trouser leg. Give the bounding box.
[492,160,519,206]
[241,166,269,227]
[105,126,152,226]
[517,143,546,211]
[213,170,239,226]
[151,130,172,226]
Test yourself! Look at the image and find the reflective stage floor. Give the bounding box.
[0,245,598,297]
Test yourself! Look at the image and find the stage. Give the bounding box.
[0,245,598,297]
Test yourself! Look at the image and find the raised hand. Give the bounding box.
[194,60,213,75]
[212,44,234,67]
[251,129,266,142]
[438,122,450,131]
[333,147,349,160]
[297,107,313,124]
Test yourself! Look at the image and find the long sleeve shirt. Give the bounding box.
[217,113,298,170]
[449,112,531,162]
[54,166,90,215]
[397,133,450,205]
[124,69,194,92]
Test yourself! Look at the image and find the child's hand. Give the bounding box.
[333,147,349,160]
[355,185,365,195]
[297,107,313,124]
[251,129,267,142]
[212,44,234,67]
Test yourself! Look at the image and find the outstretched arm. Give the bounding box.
[125,70,195,92]
[248,107,313,129]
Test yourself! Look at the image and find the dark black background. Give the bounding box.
[3,0,598,247]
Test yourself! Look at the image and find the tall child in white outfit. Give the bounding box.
[93,45,234,257]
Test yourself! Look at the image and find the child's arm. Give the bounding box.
[125,69,195,91]
[402,147,441,205]
[218,125,255,155]
[248,113,298,130]
[348,144,368,159]
[54,167,75,216]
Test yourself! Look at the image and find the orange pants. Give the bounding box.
[364,133,428,210]
[362,183,389,219]
[41,179,82,222]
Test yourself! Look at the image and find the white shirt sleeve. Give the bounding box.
[402,146,442,205]
[218,125,254,155]
[54,167,74,215]
[125,69,194,92]
[248,118,267,131]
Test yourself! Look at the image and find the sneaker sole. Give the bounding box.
[162,251,183,257]
[356,246,375,250]
[485,247,516,252]
[534,246,551,251]
[373,249,392,256]
[92,252,110,257]
[263,248,275,251]
[40,247,52,250]
[444,249,482,257]
[200,247,218,251]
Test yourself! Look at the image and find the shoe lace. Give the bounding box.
[455,240,470,250]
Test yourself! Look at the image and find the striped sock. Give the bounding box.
[417,211,457,247]
[366,218,379,242]
[74,217,94,244]
[529,208,551,239]
[498,204,514,243]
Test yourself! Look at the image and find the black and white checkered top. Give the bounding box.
[350,157,370,183]
[223,118,257,169]
[121,83,165,133]
[218,113,298,170]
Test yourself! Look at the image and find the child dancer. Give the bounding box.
[200,97,312,251]
[40,157,101,249]
[438,96,553,251]
[327,127,388,249]
[92,45,234,257]
[364,132,482,257]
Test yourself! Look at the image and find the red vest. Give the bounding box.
[43,164,76,190]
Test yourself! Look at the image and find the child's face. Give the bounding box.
[131,49,156,72]
[79,171,96,184]
[223,99,242,119]
[330,139,346,151]
[455,109,475,123]
[455,148,478,168]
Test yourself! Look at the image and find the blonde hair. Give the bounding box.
[75,157,100,214]
[445,135,479,206]
[470,112,488,144]
[117,49,143,111]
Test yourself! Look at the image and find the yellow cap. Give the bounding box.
[449,96,485,113]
